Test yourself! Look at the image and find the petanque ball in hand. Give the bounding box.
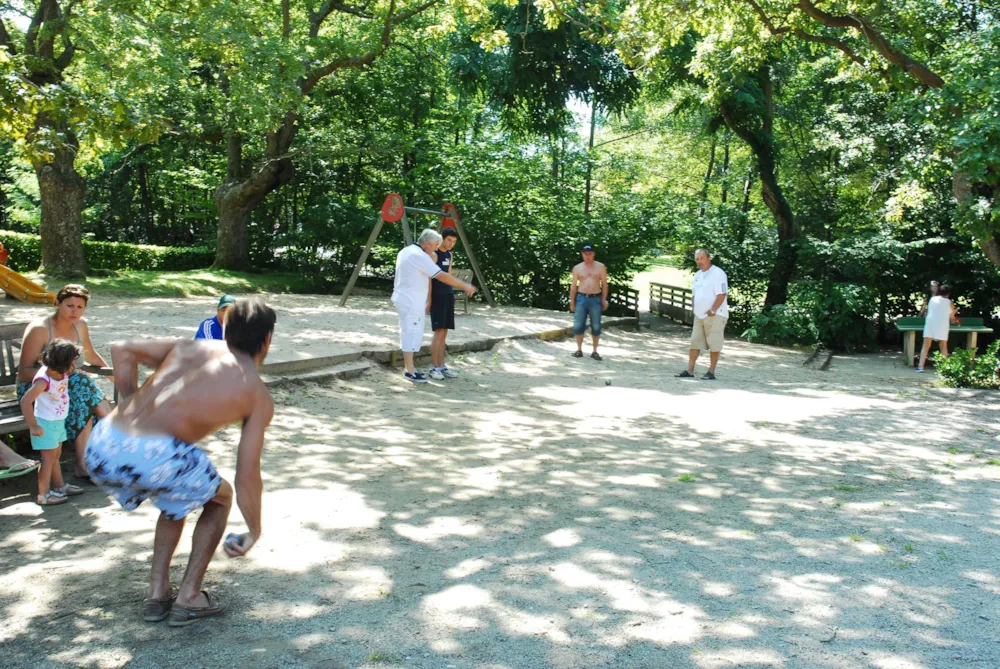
[225,533,241,551]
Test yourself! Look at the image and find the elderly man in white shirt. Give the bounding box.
[392,229,476,383]
[677,248,729,380]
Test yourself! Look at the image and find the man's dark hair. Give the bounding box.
[224,298,276,358]
[42,338,83,374]
[938,284,952,298]
[441,228,458,239]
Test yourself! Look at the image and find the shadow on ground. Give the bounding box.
[2,321,999,668]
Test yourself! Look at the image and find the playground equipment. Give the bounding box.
[339,194,495,307]
[0,265,57,304]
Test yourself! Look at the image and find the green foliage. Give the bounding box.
[0,230,212,273]
[797,282,878,352]
[743,305,818,347]
[934,340,1000,390]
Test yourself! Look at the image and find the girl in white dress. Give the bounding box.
[917,284,957,372]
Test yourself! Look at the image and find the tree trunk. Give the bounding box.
[584,102,597,215]
[742,166,755,212]
[720,134,731,203]
[720,66,799,307]
[699,135,717,217]
[31,115,87,277]
[758,159,798,307]
[213,116,298,270]
[138,162,154,241]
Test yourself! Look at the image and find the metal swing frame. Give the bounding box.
[338,195,495,308]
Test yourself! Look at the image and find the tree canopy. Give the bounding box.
[2,0,999,347]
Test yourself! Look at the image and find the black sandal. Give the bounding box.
[591,352,602,361]
[571,351,583,358]
[675,370,695,378]
[168,590,226,627]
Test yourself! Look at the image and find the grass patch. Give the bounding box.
[25,269,327,298]
[365,651,401,664]
[938,551,951,561]
[833,484,861,492]
[903,543,914,552]
[892,561,910,569]
[946,447,961,455]
[849,534,864,542]
[986,459,1000,466]
[677,473,700,483]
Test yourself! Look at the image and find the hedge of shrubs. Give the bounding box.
[0,230,214,273]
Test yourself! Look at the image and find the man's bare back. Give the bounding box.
[573,260,607,294]
[110,339,271,445]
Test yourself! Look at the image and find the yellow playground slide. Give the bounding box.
[0,265,57,304]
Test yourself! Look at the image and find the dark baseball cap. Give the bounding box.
[218,294,236,310]
[581,244,594,252]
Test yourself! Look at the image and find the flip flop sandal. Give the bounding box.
[675,370,695,378]
[0,461,40,480]
[572,351,584,358]
[37,491,69,506]
[55,484,85,496]
[168,590,226,627]
[144,587,178,622]
[590,352,603,361]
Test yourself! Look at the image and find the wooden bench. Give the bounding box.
[452,268,473,314]
[895,316,994,367]
[1,322,115,435]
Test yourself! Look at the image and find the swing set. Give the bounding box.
[339,193,495,307]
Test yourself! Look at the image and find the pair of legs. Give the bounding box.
[575,333,600,354]
[36,444,65,497]
[685,348,721,375]
[431,329,448,369]
[573,295,603,355]
[684,316,727,376]
[149,479,233,608]
[917,337,949,370]
[398,306,425,376]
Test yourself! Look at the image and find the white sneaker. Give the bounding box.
[441,367,459,378]
[428,368,445,380]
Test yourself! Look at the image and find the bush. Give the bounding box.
[0,230,214,273]
[801,282,879,352]
[934,340,1000,389]
[742,305,819,347]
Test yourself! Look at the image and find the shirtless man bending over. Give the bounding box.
[85,298,276,627]
[569,243,609,360]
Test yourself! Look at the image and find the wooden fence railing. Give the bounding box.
[607,284,640,328]
[650,282,693,325]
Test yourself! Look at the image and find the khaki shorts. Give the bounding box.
[691,316,727,352]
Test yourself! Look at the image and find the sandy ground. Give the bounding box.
[1,295,582,366]
[2,317,1000,669]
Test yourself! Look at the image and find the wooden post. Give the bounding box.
[903,331,915,367]
[445,204,494,307]
[339,215,386,307]
[401,211,414,245]
[968,332,979,357]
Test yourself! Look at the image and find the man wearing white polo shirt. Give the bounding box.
[677,248,729,380]
[392,229,476,383]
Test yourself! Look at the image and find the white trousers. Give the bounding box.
[397,305,425,353]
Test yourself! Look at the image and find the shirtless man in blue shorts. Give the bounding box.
[85,298,276,626]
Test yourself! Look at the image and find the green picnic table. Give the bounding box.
[894,316,994,367]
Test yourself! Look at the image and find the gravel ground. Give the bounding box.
[2,320,1000,669]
